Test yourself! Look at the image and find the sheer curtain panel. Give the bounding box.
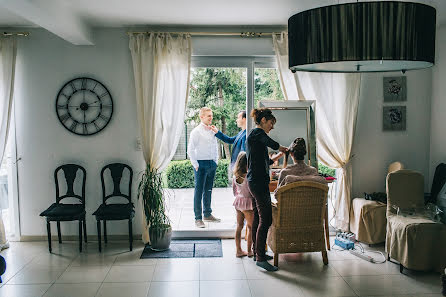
[273,32,360,231]
[0,37,17,246]
[129,33,191,243]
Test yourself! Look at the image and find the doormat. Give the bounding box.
[140,239,223,259]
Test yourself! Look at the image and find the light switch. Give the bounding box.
[136,138,142,151]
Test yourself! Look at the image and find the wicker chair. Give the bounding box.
[267,181,329,267]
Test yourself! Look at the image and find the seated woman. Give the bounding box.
[277,138,326,186]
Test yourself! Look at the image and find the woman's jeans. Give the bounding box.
[193,160,217,220]
[248,181,272,262]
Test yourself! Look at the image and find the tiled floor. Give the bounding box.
[0,239,442,297]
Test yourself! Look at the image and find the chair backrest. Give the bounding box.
[386,169,424,217]
[101,163,133,204]
[388,161,404,174]
[54,164,86,205]
[274,181,328,228]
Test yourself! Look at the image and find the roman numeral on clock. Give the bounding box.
[70,82,77,93]
[81,79,87,90]
[59,113,70,123]
[70,121,78,131]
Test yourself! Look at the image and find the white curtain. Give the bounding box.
[273,32,361,231]
[0,37,17,246]
[129,33,191,243]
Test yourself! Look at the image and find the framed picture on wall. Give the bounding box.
[383,106,406,131]
[383,76,407,102]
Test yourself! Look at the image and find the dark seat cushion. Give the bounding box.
[40,203,85,220]
[92,203,135,220]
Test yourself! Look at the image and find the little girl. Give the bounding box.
[232,152,254,257]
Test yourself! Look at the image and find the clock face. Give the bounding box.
[56,77,113,136]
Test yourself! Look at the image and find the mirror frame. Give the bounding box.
[258,100,317,169]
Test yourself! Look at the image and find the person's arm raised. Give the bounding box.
[212,126,237,144]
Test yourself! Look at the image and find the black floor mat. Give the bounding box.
[140,239,223,258]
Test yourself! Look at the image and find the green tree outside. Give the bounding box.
[186,67,284,159]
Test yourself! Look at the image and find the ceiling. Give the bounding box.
[0,0,445,45]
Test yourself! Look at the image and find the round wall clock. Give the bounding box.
[55,77,113,136]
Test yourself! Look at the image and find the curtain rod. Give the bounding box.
[127,31,275,37]
[3,32,29,37]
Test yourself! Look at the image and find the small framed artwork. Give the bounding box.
[383,106,406,131]
[383,76,406,102]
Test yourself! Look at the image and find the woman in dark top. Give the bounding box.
[247,108,287,271]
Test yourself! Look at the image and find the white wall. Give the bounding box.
[13,28,277,237]
[14,28,144,237]
[351,69,432,197]
[430,25,446,186]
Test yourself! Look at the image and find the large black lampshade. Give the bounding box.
[288,1,436,72]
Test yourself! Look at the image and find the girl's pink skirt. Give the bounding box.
[233,197,253,212]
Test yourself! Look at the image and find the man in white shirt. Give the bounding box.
[188,107,221,228]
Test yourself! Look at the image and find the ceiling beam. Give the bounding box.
[0,0,93,45]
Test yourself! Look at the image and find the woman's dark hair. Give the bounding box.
[250,108,276,125]
[289,138,306,160]
[239,110,246,118]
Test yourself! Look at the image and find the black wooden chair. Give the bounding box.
[93,163,134,252]
[40,164,87,253]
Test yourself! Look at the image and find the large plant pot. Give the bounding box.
[149,225,172,251]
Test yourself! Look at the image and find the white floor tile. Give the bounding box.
[296,275,357,297]
[114,250,157,266]
[56,266,110,283]
[7,267,65,285]
[330,259,400,276]
[71,253,117,267]
[104,265,155,282]
[96,282,150,297]
[152,262,199,281]
[343,274,423,296]
[0,284,51,297]
[43,283,101,297]
[200,280,252,297]
[147,281,199,297]
[200,262,246,280]
[249,278,304,297]
[28,253,75,269]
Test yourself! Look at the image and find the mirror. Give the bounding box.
[258,100,317,169]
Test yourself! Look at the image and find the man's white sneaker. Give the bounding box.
[203,215,221,222]
[195,220,205,228]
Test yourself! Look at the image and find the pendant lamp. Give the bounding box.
[288,1,436,72]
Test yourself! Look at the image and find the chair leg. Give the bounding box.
[97,220,102,252]
[83,219,87,243]
[387,254,390,261]
[324,207,330,251]
[274,252,278,267]
[103,220,107,244]
[78,220,82,252]
[129,219,133,251]
[56,221,62,243]
[400,264,404,274]
[46,220,52,253]
[322,251,328,265]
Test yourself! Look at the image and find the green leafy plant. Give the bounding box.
[214,159,230,187]
[318,162,336,177]
[164,159,230,189]
[138,164,170,231]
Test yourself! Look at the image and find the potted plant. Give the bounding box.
[138,163,172,251]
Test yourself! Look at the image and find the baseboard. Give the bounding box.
[19,234,142,242]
